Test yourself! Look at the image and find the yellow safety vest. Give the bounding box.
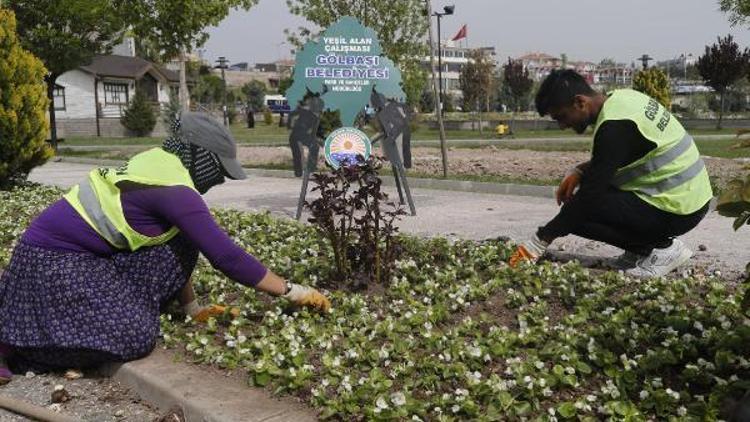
[63,148,196,251]
[594,89,713,215]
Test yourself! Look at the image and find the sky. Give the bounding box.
[203,0,750,66]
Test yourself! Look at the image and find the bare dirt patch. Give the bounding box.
[238,146,746,187]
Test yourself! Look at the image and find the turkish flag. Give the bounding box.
[451,24,467,41]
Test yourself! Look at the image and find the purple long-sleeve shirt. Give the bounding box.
[22,185,267,286]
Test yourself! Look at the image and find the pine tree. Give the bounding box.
[633,67,672,109]
[121,89,156,137]
[0,9,51,189]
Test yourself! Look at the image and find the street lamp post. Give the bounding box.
[216,56,230,126]
[432,5,454,115]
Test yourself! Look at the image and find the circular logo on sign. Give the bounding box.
[324,127,372,169]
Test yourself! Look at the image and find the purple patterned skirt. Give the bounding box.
[0,236,197,371]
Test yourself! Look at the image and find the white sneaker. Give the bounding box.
[612,250,643,269]
[626,239,692,278]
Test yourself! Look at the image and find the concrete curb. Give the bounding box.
[56,157,557,199]
[101,348,316,422]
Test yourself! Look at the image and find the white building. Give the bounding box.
[423,40,496,101]
[55,50,180,138]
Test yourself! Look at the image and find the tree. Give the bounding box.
[191,74,225,105]
[126,0,259,112]
[697,34,750,129]
[242,80,266,112]
[502,58,533,112]
[419,90,435,113]
[459,49,495,133]
[719,0,750,26]
[278,77,293,96]
[284,0,429,106]
[459,49,495,112]
[633,67,671,109]
[7,0,128,149]
[121,89,156,137]
[0,9,51,189]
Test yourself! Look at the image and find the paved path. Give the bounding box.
[28,161,750,279]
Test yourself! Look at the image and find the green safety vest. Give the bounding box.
[63,148,196,251]
[594,89,713,215]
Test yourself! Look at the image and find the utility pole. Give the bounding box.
[216,56,229,126]
[425,2,451,178]
[433,5,454,115]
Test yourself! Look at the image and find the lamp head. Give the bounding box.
[443,5,455,15]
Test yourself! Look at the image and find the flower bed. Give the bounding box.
[2,185,750,420]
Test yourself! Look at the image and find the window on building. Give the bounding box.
[104,82,129,105]
[53,85,66,111]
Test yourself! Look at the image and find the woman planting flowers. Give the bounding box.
[0,112,330,382]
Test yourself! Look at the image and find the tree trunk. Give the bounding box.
[45,75,58,152]
[477,98,483,136]
[179,50,190,112]
[718,90,725,130]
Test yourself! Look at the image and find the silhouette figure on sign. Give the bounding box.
[287,95,325,219]
[370,89,416,215]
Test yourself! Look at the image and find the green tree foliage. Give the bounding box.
[502,58,533,112]
[633,67,671,109]
[284,0,428,106]
[125,0,259,110]
[697,34,750,129]
[126,0,258,60]
[0,9,50,189]
[7,0,128,149]
[719,0,750,26]
[459,49,495,112]
[162,91,180,130]
[121,89,156,137]
[278,77,293,96]
[419,89,435,113]
[242,80,267,112]
[191,74,225,105]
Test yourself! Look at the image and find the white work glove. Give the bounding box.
[509,234,550,267]
[283,283,331,312]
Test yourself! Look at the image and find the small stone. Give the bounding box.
[486,208,493,211]
[48,403,62,413]
[51,385,70,403]
[698,244,707,252]
[64,369,83,380]
[25,371,36,379]
[714,270,722,277]
[115,409,126,418]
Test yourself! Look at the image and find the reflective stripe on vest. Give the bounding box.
[629,158,706,196]
[78,179,129,249]
[612,133,694,186]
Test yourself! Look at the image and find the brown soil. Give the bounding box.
[238,146,746,187]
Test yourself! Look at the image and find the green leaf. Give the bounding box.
[254,371,271,387]
[557,402,577,418]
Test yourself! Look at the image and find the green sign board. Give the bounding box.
[286,16,405,127]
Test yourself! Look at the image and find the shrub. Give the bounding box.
[263,109,273,125]
[121,89,156,136]
[0,9,51,190]
[161,91,180,132]
[305,156,406,290]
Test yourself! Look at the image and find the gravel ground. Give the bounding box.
[0,370,175,422]
[237,145,747,187]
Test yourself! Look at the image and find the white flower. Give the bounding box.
[376,397,389,411]
[390,392,406,406]
[451,404,460,413]
[639,390,649,399]
[677,406,687,416]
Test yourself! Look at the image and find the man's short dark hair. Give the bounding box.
[535,69,596,116]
